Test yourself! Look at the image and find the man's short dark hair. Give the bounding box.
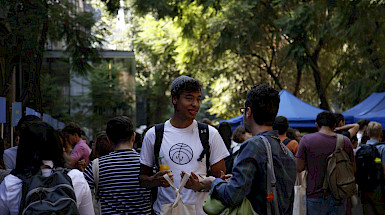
[245,84,280,126]
[317,111,337,128]
[62,122,82,136]
[273,116,289,135]
[106,116,134,145]
[170,75,202,99]
[333,113,345,125]
[357,118,370,130]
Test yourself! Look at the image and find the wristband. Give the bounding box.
[197,187,207,192]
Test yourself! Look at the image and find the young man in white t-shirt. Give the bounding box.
[139,75,229,215]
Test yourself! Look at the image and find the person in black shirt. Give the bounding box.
[334,113,359,139]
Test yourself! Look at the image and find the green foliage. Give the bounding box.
[40,73,70,119]
[88,61,134,132]
[0,0,108,114]
[128,0,385,120]
[134,16,181,124]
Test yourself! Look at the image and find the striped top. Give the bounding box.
[84,149,151,215]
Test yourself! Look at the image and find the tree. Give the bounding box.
[89,61,134,132]
[103,0,385,120]
[134,15,181,124]
[0,0,104,112]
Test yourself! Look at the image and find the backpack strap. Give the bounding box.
[336,134,344,150]
[154,123,165,172]
[282,138,292,146]
[259,136,280,215]
[92,158,99,197]
[197,122,210,173]
[154,122,211,174]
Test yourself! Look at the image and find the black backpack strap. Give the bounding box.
[154,123,165,172]
[282,138,292,146]
[197,122,210,174]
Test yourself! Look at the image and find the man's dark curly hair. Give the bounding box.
[316,111,337,128]
[106,116,134,145]
[170,75,202,99]
[245,84,280,126]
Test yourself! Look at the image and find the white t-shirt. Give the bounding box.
[357,130,363,145]
[0,161,94,215]
[140,120,229,215]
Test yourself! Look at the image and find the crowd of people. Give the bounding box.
[0,75,383,215]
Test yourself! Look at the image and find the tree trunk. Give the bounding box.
[307,39,330,110]
[293,63,303,97]
[19,1,48,113]
[310,62,330,110]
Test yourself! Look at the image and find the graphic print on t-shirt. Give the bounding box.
[169,143,194,165]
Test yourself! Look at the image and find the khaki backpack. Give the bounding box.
[323,134,356,200]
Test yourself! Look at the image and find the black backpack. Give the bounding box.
[18,168,79,215]
[224,144,241,174]
[355,142,385,192]
[153,122,210,173]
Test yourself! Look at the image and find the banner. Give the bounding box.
[11,102,22,127]
[58,122,65,130]
[52,118,58,130]
[0,97,5,123]
[26,107,42,118]
[26,107,35,116]
[43,114,52,126]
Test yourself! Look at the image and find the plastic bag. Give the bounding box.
[293,171,306,215]
[160,173,196,215]
[203,192,258,215]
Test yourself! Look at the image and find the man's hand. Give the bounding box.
[78,159,86,171]
[181,171,203,191]
[219,170,232,182]
[201,176,215,191]
[154,170,173,187]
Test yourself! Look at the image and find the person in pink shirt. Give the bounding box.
[62,122,91,171]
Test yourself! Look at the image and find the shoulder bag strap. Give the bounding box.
[260,136,280,215]
[323,134,344,196]
[154,123,165,171]
[92,158,99,195]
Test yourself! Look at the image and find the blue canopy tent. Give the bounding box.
[355,109,385,129]
[221,89,326,131]
[343,92,385,128]
[223,115,244,132]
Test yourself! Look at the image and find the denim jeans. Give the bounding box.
[307,194,346,215]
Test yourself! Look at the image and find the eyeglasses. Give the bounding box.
[240,107,245,114]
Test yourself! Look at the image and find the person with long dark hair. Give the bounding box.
[0,122,94,214]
